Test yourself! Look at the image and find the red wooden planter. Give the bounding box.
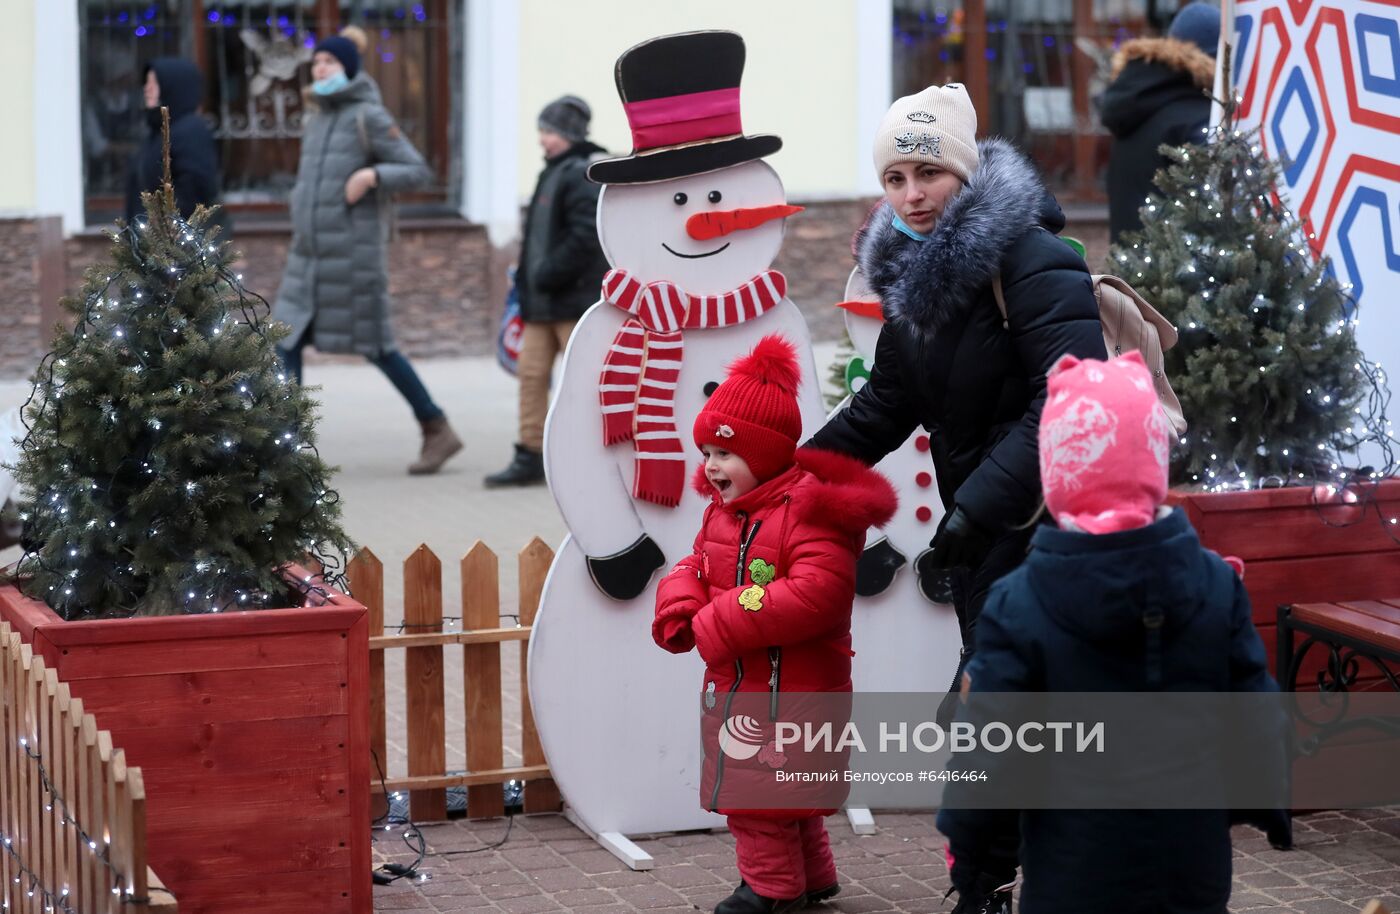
[0,569,370,914]
[1170,479,1400,684]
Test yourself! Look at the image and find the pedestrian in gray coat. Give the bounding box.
[272,34,462,475]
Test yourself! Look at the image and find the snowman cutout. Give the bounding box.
[834,267,962,701]
[527,31,830,852]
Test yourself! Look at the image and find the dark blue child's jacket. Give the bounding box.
[937,508,1285,914]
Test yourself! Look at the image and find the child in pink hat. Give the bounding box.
[1038,350,1173,534]
[934,352,1289,914]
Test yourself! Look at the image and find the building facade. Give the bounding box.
[0,0,1179,378]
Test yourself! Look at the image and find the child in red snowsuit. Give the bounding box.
[653,335,897,914]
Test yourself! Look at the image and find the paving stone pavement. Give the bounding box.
[370,809,1400,913]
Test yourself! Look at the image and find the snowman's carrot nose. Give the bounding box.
[685,204,804,241]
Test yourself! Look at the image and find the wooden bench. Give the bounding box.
[1278,601,1400,809]
[1277,600,1400,692]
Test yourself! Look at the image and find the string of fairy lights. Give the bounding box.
[3,735,135,914]
[1114,113,1399,540]
[12,208,350,618]
[1,838,77,914]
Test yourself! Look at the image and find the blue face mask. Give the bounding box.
[312,72,349,95]
[891,211,932,242]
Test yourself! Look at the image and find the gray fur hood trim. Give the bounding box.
[856,137,1054,335]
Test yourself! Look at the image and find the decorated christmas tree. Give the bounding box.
[1111,102,1390,489]
[13,114,351,619]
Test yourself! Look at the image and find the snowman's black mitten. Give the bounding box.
[855,537,906,597]
[587,534,666,601]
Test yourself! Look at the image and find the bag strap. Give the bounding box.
[991,274,1009,328]
[355,109,401,243]
[356,110,371,157]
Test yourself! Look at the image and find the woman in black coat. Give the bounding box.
[810,84,1106,736]
[124,58,222,226]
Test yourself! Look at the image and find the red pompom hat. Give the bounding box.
[693,335,804,483]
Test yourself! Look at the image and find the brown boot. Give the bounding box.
[409,417,463,475]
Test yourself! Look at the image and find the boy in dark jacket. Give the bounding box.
[936,352,1289,914]
[486,95,610,487]
[653,336,897,914]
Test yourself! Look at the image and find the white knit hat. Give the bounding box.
[872,83,979,184]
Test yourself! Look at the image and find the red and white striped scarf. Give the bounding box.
[599,268,788,507]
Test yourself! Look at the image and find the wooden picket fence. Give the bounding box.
[349,539,562,822]
[0,622,177,914]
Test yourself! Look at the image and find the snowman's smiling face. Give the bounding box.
[597,161,788,295]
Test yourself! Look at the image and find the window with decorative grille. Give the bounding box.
[81,0,460,223]
[893,0,1174,201]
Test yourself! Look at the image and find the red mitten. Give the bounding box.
[655,613,700,655]
[653,552,706,653]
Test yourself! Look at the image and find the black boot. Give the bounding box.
[484,444,545,488]
[948,871,1015,914]
[715,882,806,914]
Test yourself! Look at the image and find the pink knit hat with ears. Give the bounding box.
[1039,351,1173,534]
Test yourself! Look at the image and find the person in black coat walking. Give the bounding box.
[809,84,1106,735]
[486,96,609,487]
[124,58,222,226]
[935,353,1290,914]
[1100,2,1220,243]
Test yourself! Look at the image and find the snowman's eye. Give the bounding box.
[673,192,688,206]
[703,382,720,397]
[708,190,722,204]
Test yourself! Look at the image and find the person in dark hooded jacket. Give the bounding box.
[124,58,222,226]
[486,95,610,487]
[809,83,1106,728]
[936,352,1290,914]
[1100,2,1220,242]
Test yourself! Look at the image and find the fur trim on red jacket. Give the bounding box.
[690,446,898,535]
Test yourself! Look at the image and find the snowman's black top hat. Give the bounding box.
[587,30,782,185]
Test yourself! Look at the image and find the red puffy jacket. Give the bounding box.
[653,448,897,815]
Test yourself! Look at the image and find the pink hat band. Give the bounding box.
[623,87,742,150]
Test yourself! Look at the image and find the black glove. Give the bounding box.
[913,507,994,604]
[586,534,666,601]
[922,507,995,573]
[855,537,906,597]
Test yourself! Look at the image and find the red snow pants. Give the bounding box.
[727,814,838,900]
